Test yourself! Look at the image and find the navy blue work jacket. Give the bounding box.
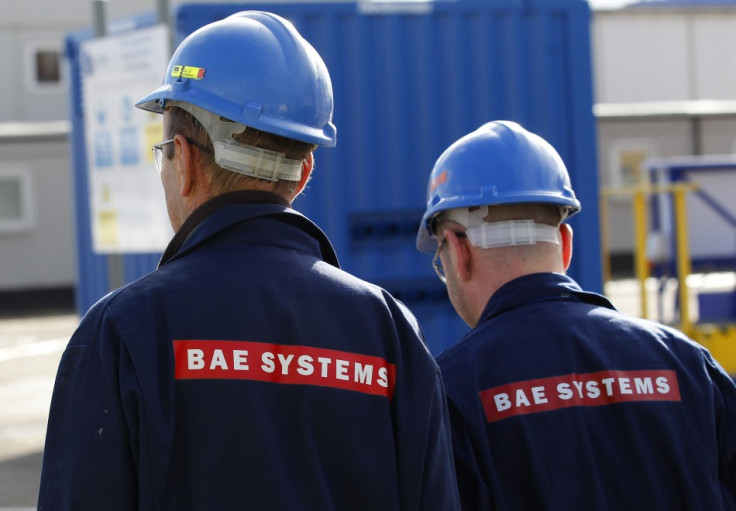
[437,272,736,510]
[39,191,459,510]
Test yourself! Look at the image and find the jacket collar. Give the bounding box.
[158,190,339,268]
[479,272,616,324]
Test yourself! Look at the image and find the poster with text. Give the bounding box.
[81,24,172,253]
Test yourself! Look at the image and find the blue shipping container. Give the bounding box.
[68,0,600,355]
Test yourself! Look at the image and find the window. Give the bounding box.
[608,140,656,188]
[35,50,61,84]
[0,169,34,233]
[25,41,65,93]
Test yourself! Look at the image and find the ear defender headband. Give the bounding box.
[437,206,561,249]
[170,101,304,182]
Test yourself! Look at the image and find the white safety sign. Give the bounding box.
[80,24,172,253]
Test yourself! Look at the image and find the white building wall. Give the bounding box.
[593,12,692,103]
[593,7,736,104]
[0,137,75,290]
[0,0,265,293]
[693,15,736,99]
[593,6,736,263]
[0,0,259,124]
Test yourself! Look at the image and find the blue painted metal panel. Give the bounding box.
[68,0,600,354]
[175,0,600,353]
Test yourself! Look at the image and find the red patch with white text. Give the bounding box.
[479,369,681,423]
[173,340,396,400]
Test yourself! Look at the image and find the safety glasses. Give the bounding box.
[152,139,175,173]
[152,136,213,173]
[432,232,467,283]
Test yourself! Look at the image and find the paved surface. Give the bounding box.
[0,312,78,509]
[0,275,732,508]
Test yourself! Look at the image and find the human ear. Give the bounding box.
[294,152,314,198]
[560,223,573,271]
[173,134,195,198]
[446,230,472,282]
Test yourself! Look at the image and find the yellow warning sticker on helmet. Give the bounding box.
[171,65,206,80]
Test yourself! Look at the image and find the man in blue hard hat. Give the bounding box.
[39,12,459,510]
[417,120,736,510]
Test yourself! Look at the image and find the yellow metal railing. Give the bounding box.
[600,183,697,330]
[671,185,694,335]
[601,182,736,374]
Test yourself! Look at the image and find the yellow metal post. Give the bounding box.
[672,185,693,335]
[599,192,611,284]
[633,187,649,319]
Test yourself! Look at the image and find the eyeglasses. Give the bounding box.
[432,231,467,283]
[152,139,175,173]
[152,136,213,173]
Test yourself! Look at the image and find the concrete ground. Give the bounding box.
[0,312,78,510]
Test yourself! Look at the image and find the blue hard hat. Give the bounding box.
[136,11,336,147]
[416,121,581,252]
